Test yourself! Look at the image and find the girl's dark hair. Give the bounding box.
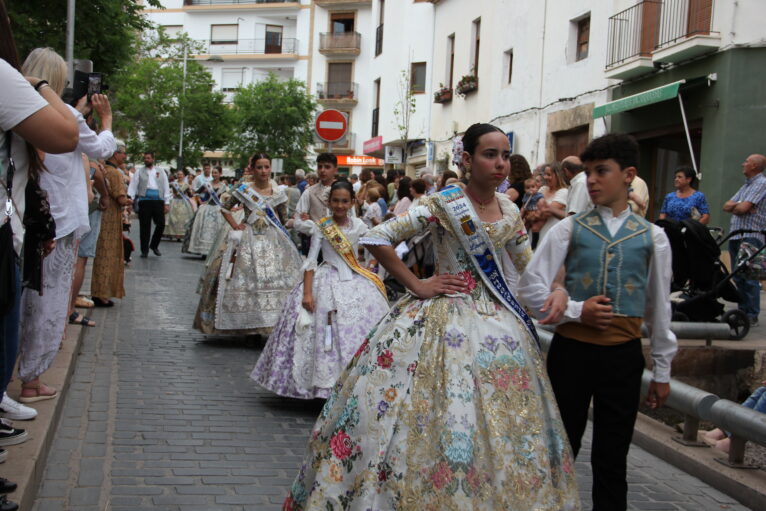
[410,178,427,195]
[462,122,505,155]
[374,174,389,202]
[330,178,354,200]
[675,166,698,188]
[509,154,532,183]
[249,152,270,166]
[0,0,45,179]
[397,176,412,201]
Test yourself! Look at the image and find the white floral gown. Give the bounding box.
[283,194,579,510]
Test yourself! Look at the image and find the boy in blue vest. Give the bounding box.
[519,133,677,511]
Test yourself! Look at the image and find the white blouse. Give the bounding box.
[301,216,369,282]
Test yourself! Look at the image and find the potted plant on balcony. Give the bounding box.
[455,73,478,97]
[433,83,453,104]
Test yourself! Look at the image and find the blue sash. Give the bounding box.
[141,189,161,201]
[203,182,223,207]
[233,184,291,243]
[435,185,539,344]
[171,182,193,208]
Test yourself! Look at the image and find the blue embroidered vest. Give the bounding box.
[565,210,654,317]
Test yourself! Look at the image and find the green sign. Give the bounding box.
[593,80,685,119]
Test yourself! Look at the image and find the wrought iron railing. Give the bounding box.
[319,32,362,52]
[195,38,298,55]
[315,133,356,150]
[656,0,717,50]
[316,82,359,101]
[185,0,292,5]
[375,24,383,56]
[606,0,662,68]
[371,107,379,138]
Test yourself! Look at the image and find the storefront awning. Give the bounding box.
[593,80,686,119]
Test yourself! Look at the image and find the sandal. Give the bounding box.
[92,297,114,307]
[19,383,57,403]
[68,312,95,327]
[75,296,94,308]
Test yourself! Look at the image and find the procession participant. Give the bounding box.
[165,170,195,240]
[91,146,131,307]
[127,151,170,257]
[251,180,389,399]
[193,153,301,335]
[518,133,676,511]
[191,162,212,198]
[183,166,227,256]
[283,123,578,510]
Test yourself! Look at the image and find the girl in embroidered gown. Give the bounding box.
[183,167,227,256]
[165,170,195,239]
[251,180,390,399]
[193,153,302,335]
[283,124,579,510]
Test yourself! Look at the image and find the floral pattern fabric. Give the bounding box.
[659,190,709,222]
[284,194,579,510]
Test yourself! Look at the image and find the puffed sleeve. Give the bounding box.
[360,201,433,247]
[504,211,533,274]
[220,192,240,213]
[300,222,321,273]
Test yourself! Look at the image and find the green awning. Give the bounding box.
[593,80,686,119]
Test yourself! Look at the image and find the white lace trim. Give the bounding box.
[360,237,391,247]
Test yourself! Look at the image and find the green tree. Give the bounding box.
[392,67,417,168]
[228,73,317,172]
[112,32,231,168]
[9,0,161,78]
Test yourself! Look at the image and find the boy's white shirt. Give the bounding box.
[518,204,677,382]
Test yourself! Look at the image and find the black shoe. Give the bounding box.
[0,495,19,511]
[91,297,115,308]
[140,252,148,258]
[0,419,27,447]
[0,478,17,493]
[151,248,162,256]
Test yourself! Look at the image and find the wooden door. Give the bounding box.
[328,63,352,98]
[265,25,283,54]
[554,126,589,162]
[687,0,713,35]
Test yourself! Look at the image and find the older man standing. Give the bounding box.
[723,154,766,326]
[563,156,590,215]
[128,151,171,257]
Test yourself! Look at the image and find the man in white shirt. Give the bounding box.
[192,163,213,192]
[127,151,171,257]
[563,156,591,215]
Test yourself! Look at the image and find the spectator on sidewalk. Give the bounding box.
[16,47,116,405]
[658,166,710,224]
[563,156,591,215]
[295,168,307,194]
[723,153,766,326]
[703,380,766,453]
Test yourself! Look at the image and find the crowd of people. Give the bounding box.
[2,0,765,506]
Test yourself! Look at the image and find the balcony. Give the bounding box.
[653,0,720,64]
[606,0,720,80]
[183,0,299,10]
[316,82,358,106]
[194,38,298,58]
[319,32,361,57]
[315,0,371,6]
[314,133,356,155]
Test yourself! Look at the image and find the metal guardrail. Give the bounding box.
[196,38,298,55]
[316,82,359,101]
[319,32,361,52]
[536,325,765,468]
[656,0,718,49]
[185,0,292,5]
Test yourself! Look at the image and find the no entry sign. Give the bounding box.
[315,109,348,143]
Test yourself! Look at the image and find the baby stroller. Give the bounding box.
[657,219,766,340]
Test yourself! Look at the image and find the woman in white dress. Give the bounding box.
[536,162,569,242]
[183,167,227,256]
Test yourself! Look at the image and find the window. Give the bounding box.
[472,18,481,74]
[576,16,590,61]
[265,25,283,54]
[411,62,426,94]
[162,25,183,39]
[447,34,455,88]
[221,68,245,92]
[372,78,381,137]
[376,0,384,56]
[211,24,238,44]
[331,12,355,33]
[504,49,513,85]
[379,0,385,24]
[327,62,353,98]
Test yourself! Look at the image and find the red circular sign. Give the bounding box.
[315,109,348,143]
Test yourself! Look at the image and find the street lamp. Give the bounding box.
[177,50,224,171]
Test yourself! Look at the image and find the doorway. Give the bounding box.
[553,125,589,162]
[265,25,283,54]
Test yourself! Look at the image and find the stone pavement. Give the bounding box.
[31,237,753,511]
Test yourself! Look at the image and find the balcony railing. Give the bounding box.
[317,82,358,102]
[375,24,383,56]
[656,0,716,50]
[195,38,298,55]
[319,32,361,53]
[315,133,356,152]
[606,0,662,68]
[371,107,379,137]
[185,0,292,5]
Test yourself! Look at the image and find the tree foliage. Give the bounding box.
[392,67,417,166]
[111,32,231,167]
[8,0,161,78]
[228,73,317,172]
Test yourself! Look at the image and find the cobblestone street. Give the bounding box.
[31,238,752,511]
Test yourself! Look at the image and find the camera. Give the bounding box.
[72,70,107,102]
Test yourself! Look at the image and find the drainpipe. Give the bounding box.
[535,0,548,164]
